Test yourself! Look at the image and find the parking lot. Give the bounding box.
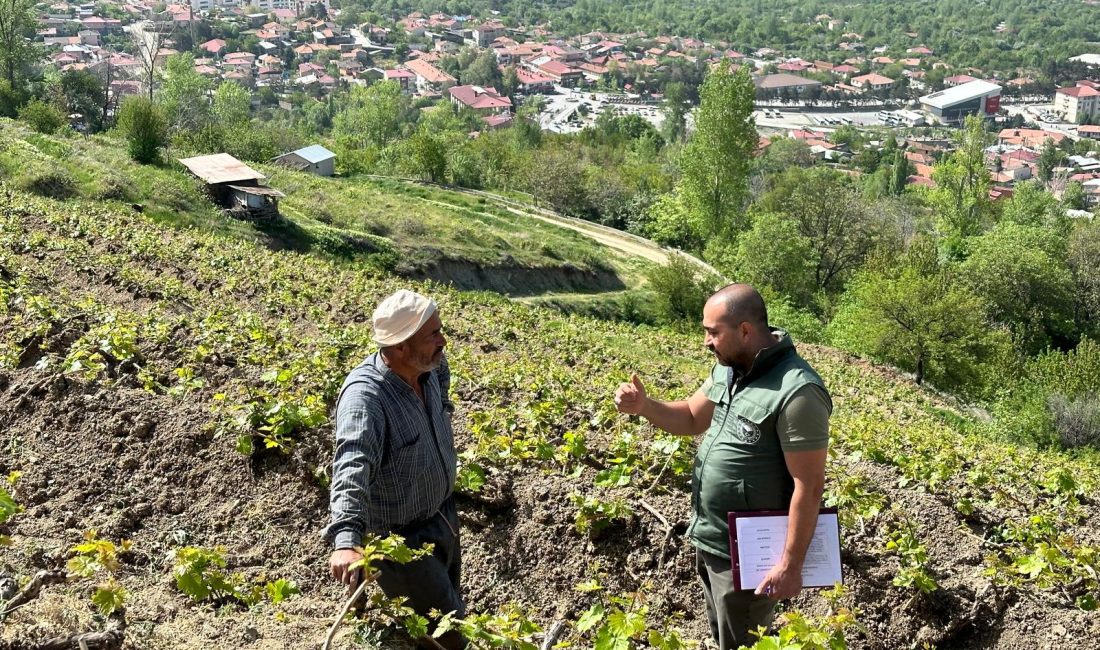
[538,86,667,134]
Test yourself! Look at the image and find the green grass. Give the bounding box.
[266,168,629,274]
[0,119,654,297]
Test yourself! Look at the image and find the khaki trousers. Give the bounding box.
[696,547,780,649]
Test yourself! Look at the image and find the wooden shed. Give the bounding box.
[178,153,285,217]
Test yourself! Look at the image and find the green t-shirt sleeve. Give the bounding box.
[777,384,831,452]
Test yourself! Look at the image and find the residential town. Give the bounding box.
[28,0,1100,207]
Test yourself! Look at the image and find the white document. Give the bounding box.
[730,511,842,591]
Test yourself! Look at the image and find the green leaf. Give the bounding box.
[236,434,255,456]
[576,601,604,633]
[265,578,299,604]
[175,569,212,602]
[92,581,127,615]
[573,579,603,593]
[593,625,630,650]
[1014,554,1047,580]
[66,555,99,578]
[0,488,19,525]
[404,614,429,638]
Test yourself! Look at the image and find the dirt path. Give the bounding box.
[364,176,727,280]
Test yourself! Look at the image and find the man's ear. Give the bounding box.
[740,321,753,340]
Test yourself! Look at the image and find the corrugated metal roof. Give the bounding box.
[228,185,285,197]
[289,144,335,164]
[178,153,265,185]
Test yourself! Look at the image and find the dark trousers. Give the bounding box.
[696,547,779,649]
[376,496,465,648]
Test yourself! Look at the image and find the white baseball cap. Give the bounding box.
[371,290,437,346]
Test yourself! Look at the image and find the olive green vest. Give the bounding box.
[687,330,831,559]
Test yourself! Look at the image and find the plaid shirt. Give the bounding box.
[324,352,457,549]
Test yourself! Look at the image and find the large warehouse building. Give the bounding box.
[919,80,1002,124]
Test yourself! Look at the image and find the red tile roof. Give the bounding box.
[449,85,512,111]
[1057,85,1100,98]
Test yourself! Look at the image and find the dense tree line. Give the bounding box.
[340,0,1100,73]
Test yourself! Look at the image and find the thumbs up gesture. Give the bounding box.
[614,373,648,416]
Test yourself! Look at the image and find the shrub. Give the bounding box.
[116,96,168,164]
[18,99,66,134]
[1048,393,1100,449]
[19,170,78,199]
[646,254,714,324]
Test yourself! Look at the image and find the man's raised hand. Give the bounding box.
[614,373,648,416]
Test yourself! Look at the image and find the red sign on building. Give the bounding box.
[985,94,1001,114]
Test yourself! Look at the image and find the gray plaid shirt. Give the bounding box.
[324,352,457,549]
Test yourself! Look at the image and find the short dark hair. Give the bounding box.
[711,283,768,327]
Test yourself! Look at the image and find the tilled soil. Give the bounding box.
[0,192,1097,649]
[2,365,1098,650]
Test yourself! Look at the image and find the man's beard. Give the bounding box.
[708,346,732,367]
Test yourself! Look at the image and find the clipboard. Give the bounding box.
[728,507,842,592]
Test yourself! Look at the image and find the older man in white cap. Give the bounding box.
[325,289,465,649]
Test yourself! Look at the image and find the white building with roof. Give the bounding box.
[919,80,1002,124]
[272,144,336,176]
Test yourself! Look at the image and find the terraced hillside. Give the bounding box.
[0,120,660,302]
[0,185,1098,650]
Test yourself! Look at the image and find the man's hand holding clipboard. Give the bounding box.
[728,508,843,594]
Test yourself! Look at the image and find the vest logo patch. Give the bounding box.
[736,416,762,444]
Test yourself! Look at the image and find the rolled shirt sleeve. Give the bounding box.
[776,384,832,452]
[325,400,384,549]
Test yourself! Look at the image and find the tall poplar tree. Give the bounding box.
[0,0,40,91]
[679,61,757,240]
[930,114,992,256]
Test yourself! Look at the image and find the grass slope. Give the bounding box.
[0,120,654,300]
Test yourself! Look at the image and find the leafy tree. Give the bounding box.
[404,131,448,183]
[501,66,519,98]
[828,264,1007,393]
[661,81,687,142]
[523,146,591,217]
[644,189,704,251]
[212,80,250,128]
[462,49,503,89]
[756,137,815,174]
[646,254,712,324]
[680,62,756,240]
[732,212,815,306]
[0,78,20,118]
[18,99,66,134]
[958,222,1076,354]
[1037,138,1063,182]
[60,69,106,133]
[116,96,168,165]
[333,81,413,151]
[930,114,992,256]
[1062,180,1087,211]
[0,0,40,91]
[160,53,213,133]
[1000,180,1066,230]
[1069,220,1100,337]
[888,150,910,196]
[760,167,893,294]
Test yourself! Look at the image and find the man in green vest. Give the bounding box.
[614,284,831,649]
